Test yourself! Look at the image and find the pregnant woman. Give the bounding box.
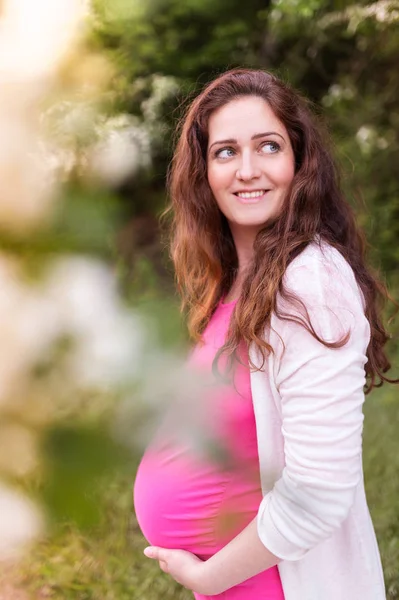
[133,69,396,599]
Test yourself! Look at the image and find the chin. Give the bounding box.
[236,216,275,228]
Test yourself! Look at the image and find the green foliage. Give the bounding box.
[40,423,132,529]
[88,0,399,284]
[51,185,122,257]
[91,0,269,81]
[0,184,121,272]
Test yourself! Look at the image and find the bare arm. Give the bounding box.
[201,516,280,593]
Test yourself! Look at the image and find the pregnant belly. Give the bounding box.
[133,442,262,558]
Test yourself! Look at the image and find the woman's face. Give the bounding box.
[206,95,295,238]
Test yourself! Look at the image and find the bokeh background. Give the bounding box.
[0,0,398,598]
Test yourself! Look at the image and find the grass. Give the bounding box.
[363,385,399,599]
[19,473,191,600]
[16,384,399,600]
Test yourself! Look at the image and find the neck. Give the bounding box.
[223,225,257,303]
[229,224,257,273]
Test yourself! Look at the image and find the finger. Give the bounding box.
[159,560,169,573]
[143,546,165,561]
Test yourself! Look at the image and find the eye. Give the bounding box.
[214,147,235,159]
[260,141,281,154]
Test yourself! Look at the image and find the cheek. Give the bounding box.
[285,152,296,183]
[207,165,230,196]
[272,159,295,188]
[283,170,295,189]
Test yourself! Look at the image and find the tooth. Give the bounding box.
[238,190,264,198]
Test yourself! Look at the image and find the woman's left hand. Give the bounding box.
[143,545,215,595]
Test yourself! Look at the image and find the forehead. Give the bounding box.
[207,96,286,141]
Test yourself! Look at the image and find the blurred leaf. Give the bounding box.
[41,424,131,529]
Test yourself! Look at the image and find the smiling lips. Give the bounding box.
[234,189,269,202]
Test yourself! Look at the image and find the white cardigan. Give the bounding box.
[249,241,386,600]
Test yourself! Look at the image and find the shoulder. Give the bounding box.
[286,238,353,281]
[283,238,363,309]
[269,238,370,364]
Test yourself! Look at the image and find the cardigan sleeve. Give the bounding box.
[256,248,370,561]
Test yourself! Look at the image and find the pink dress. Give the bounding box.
[133,300,285,599]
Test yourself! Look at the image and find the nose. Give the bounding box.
[236,150,261,181]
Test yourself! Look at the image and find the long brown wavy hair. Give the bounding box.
[166,68,397,393]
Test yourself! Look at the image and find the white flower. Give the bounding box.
[0,100,58,234]
[0,254,144,404]
[0,484,43,560]
[88,116,151,186]
[141,75,179,123]
[114,349,218,454]
[45,256,144,388]
[89,128,142,186]
[0,257,61,404]
[356,125,377,154]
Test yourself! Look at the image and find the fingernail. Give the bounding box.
[143,547,153,558]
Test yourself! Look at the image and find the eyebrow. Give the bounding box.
[208,131,286,152]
